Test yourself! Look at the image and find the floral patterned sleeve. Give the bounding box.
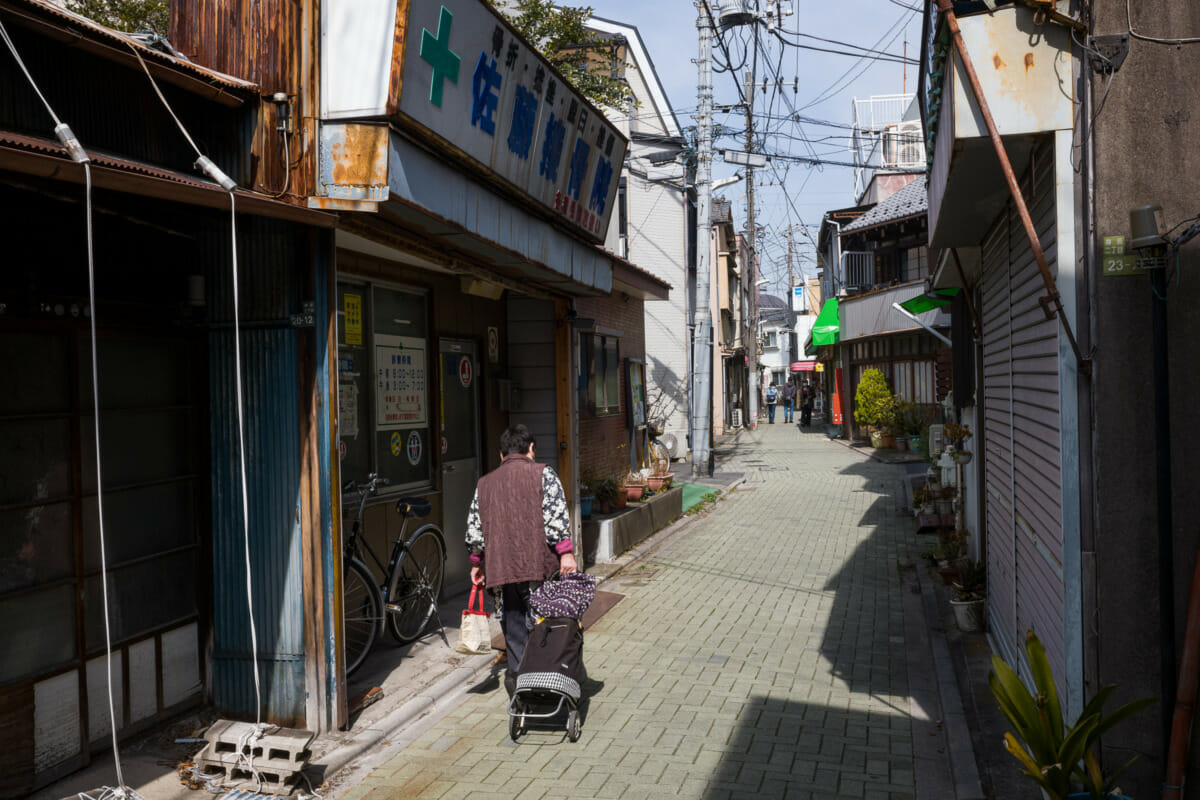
[465,488,484,564]
[541,466,573,554]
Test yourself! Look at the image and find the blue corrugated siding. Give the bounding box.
[206,217,309,725]
[210,328,306,724]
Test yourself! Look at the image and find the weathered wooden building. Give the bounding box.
[0,1,337,793]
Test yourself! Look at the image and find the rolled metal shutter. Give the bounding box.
[980,137,1065,680]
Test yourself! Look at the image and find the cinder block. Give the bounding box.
[192,720,314,796]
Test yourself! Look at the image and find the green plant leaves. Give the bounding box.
[988,630,1154,800]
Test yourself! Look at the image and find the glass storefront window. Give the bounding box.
[336,282,432,490]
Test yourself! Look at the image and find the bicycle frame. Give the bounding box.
[343,479,424,596]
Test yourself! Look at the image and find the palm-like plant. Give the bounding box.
[989,630,1155,800]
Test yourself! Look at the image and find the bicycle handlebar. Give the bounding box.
[343,473,390,495]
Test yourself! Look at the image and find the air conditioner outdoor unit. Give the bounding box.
[659,432,682,459]
[883,120,924,167]
[928,424,945,456]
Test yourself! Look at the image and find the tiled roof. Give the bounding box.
[841,178,927,233]
[759,293,788,309]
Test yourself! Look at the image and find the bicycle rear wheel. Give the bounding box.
[386,524,445,643]
[343,557,382,675]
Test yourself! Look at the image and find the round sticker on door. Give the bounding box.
[406,431,422,465]
[389,431,402,457]
[338,440,346,461]
[458,355,473,388]
[441,435,448,455]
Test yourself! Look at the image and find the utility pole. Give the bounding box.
[744,69,759,429]
[786,225,795,317]
[691,1,714,476]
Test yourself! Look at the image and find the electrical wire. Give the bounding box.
[126,41,205,155]
[1126,0,1200,45]
[770,29,918,65]
[127,30,270,783]
[1,16,147,800]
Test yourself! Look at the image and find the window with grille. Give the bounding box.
[584,333,621,416]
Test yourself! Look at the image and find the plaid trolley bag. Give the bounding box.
[507,573,595,742]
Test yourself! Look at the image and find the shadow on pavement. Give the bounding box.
[815,491,911,699]
[700,694,914,798]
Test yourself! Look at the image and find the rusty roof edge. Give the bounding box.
[1,0,258,96]
[0,131,335,226]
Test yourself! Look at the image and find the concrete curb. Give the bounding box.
[313,476,745,784]
[915,560,986,799]
[312,657,496,780]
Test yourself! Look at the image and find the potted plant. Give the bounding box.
[853,369,899,448]
[595,476,623,513]
[944,421,973,464]
[936,528,967,584]
[912,485,934,516]
[580,472,599,519]
[950,559,986,632]
[622,471,647,502]
[899,401,929,452]
[990,630,1154,800]
[935,485,956,516]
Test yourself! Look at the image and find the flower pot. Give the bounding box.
[646,475,665,492]
[895,435,909,452]
[951,598,985,632]
[954,449,973,465]
[869,429,885,448]
[910,434,923,452]
[623,484,643,502]
[938,565,959,585]
[581,495,594,519]
[882,433,896,449]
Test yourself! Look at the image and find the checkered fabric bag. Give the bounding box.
[529,572,597,620]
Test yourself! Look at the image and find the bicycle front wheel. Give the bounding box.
[343,557,382,675]
[386,524,445,643]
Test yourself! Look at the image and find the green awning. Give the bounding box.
[899,287,960,315]
[806,298,839,355]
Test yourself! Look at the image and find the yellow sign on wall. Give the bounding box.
[344,293,363,345]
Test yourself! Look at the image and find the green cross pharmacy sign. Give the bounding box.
[420,6,460,107]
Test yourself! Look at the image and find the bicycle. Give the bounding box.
[341,474,447,675]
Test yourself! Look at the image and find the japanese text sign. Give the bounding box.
[395,0,626,243]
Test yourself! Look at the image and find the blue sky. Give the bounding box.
[590,0,925,296]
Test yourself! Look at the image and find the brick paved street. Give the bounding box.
[334,422,957,799]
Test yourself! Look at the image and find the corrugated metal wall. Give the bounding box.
[205,216,309,725]
[507,296,559,474]
[169,0,315,196]
[0,19,253,184]
[981,136,1065,685]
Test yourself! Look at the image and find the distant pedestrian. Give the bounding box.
[781,379,797,423]
[766,382,779,423]
[800,382,814,427]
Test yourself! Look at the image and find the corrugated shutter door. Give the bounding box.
[981,205,1018,666]
[980,137,1065,680]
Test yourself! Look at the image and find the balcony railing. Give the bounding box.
[840,251,874,294]
[851,93,922,197]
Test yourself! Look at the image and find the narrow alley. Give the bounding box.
[329,423,973,799]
